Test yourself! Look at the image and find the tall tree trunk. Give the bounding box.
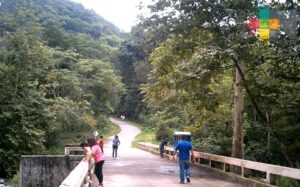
[233,58,294,167]
[232,60,245,159]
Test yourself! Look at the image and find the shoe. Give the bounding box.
[187,178,190,183]
[179,181,184,184]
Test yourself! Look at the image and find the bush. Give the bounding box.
[277,176,300,187]
[155,124,172,141]
[9,172,19,187]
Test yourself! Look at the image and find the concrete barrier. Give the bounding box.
[59,161,89,187]
[20,155,82,187]
[137,142,300,187]
[64,147,84,155]
[59,147,94,187]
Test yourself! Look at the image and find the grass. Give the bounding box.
[9,172,19,187]
[127,120,158,147]
[277,176,300,187]
[104,121,121,138]
[48,119,121,155]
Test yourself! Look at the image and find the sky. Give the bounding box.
[71,0,153,32]
[70,0,297,32]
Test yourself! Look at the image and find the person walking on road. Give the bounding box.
[97,136,104,153]
[112,135,120,158]
[87,138,105,187]
[159,138,168,158]
[173,136,195,184]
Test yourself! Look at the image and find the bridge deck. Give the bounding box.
[96,118,242,187]
[103,148,241,187]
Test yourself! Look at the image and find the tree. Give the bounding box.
[115,41,146,119]
[0,0,125,177]
[140,0,299,166]
[0,0,55,176]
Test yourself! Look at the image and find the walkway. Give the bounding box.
[100,118,242,187]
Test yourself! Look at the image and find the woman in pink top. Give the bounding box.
[87,138,105,187]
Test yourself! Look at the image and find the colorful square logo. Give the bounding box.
[248,8,297,40]
[259,8,270,19]
[259,29,270,40]
[269,19,280,30]
[249,18,259,30]
[259,19,269,29]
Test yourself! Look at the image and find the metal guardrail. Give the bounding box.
[137,142,300,185]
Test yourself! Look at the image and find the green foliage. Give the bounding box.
[114,38,149,120]
[132,125,157,147]
[137,0,300,168]
[0,2,52,175]
[277,176,300,187]
[76,59,124,114]
[155,124,172,141]
[0,0,124,178]
[9,172,19,187]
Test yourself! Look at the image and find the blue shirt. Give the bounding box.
[175,140,192,160]
[113,139,120,146]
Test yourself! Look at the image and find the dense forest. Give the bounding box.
[0,0,299,184]
[116,0,300,169]
[0,0,124,177]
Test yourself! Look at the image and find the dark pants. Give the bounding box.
[95,160,105,184]
[160,148,164,158]
[112,145,118,157]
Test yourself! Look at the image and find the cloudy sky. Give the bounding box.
[70,0,297,32]
[71,0,153,32]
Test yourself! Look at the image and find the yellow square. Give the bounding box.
[259,29,270,40]
[269,19,280,30]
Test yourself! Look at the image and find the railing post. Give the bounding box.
[266,172,271,184]
[266,171,276,185]
[64,147,70,155]
[241,166,244,177]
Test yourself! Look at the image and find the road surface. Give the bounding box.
[99,118,241,187]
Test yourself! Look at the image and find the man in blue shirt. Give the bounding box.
[173,136,195,184]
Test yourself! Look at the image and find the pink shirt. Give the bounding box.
[91,145,104,163]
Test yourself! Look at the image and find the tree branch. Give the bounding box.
[232,57,294,167]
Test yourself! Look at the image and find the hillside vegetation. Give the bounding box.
[0,0,124,177]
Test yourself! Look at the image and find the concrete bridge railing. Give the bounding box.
[20,155,82,187]
[58,144,300,187]
[59,147,92,187]
[59,160,89,187]
[64,147,84,155]
[137,142,300,186]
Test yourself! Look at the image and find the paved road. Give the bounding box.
[100,118,241,187]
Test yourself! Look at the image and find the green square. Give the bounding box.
[259,19,269,29]
[259,8,270,19]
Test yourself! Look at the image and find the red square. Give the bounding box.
[249,18,259,30]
